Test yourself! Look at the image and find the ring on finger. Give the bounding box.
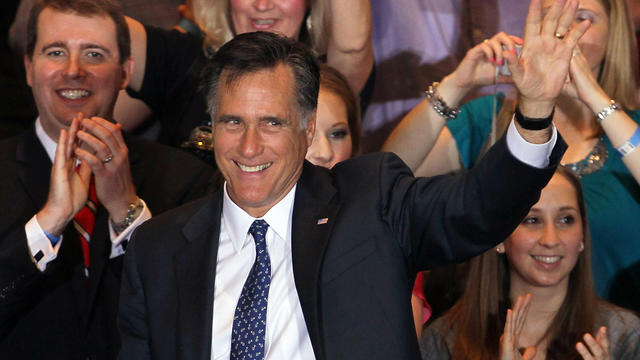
[554,32,566,40]
[102,153,113,164]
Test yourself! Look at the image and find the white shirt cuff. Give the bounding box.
[26,215,62,271]
[505,117,557,169]
[108,199,152,258]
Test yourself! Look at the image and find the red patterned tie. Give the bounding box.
[73,176,98,269]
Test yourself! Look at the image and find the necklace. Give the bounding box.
[561,136,608,178]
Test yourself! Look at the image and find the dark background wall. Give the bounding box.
[0,0,38,140]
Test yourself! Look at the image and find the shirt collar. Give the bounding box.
[35,117,57,162]
[222,182,296,253]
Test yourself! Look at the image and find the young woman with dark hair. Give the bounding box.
[420,167,640,359]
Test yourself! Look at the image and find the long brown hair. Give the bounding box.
[443,166,598,359]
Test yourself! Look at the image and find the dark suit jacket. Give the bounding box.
[0,126,217,360]
[119,134,566,360]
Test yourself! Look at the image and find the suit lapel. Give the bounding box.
[125,136,146,191]
[175,194,222,360]
[291,161,339,360]
[15,128,52,209]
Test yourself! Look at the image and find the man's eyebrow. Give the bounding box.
[260,116,287,123]
[216,114,242,123]
[40,42,112,56]
[40,41,66,53]
[81,43,112,56]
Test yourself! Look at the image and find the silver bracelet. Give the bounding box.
[425,82,461,120]
[596,99,620,124]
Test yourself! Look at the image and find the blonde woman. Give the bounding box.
[117,0,372,152]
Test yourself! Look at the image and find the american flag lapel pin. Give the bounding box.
[317,217,329,225]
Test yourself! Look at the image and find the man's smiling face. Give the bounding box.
[25,7,131,140]
[212,63,315,218]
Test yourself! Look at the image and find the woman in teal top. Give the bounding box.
[449,95,640,310]
[384,0,640,312]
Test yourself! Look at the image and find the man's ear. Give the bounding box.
[24,55,33,87]
[305,110,316,147]
[120,56,134,89]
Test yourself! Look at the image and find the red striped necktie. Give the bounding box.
[73,176,98,270]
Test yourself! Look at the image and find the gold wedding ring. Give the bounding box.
[102,154,113,164]
[554,32,565,40]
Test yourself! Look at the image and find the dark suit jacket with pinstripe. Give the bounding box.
[119,134,566,360]
[0,126,217,359]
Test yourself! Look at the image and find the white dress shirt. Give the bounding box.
[24,118,151,271]
[506,117,557,168]
[212,184,315,360]
[208,120,555,359]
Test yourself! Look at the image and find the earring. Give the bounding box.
[306,14,312,34]
[579,242,585,252]
[496,244,505,254]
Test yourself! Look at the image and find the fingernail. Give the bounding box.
[490,57,495,64]
[497,59,504,66]
[512,48,517,55]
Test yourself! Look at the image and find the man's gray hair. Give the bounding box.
[201,31,320,129]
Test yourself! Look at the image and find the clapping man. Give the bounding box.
[0,0,215,358]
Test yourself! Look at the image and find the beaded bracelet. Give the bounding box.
[616,126,640,157]
[425,82,461,120]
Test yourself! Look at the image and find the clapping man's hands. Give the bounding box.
[73,116,138,225]
[37,114,91,236]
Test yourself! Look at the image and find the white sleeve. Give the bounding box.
[25,215,62,271]
[505,117,558,169]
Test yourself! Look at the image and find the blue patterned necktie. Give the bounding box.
[231,219,271,360]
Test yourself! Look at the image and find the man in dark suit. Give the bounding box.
[0,0,215,358]
[119,1,588,357]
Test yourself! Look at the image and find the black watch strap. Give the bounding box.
[514,107,554,130]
